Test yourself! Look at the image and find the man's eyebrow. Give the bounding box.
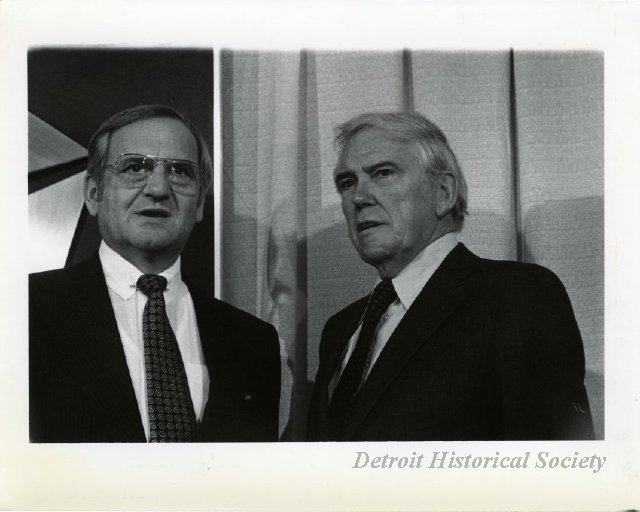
[362,160,397,173]
[338,160,399,176]
[333,169,354,184]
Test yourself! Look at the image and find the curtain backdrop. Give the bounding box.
[220,50,604,440]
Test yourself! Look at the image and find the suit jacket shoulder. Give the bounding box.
[187,280,279,349]
[475,253,569,294]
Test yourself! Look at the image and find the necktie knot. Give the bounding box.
[367,279,398,320]
[137,274,167,296]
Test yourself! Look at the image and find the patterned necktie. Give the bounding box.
[329,279,398,439]
[137,274,197,442]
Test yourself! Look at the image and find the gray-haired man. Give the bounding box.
[308,111,593,441]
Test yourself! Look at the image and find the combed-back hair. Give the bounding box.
[335,111,468,231]
[86,104,212,201]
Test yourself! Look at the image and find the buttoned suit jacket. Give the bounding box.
[307,244,595,441]
[30,254,280,442]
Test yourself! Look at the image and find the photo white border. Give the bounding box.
[1,0,638,510]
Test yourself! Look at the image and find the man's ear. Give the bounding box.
[195,197,205,223]
[435,172,458,219]
[84,175,100,217]
[194,189,207,223]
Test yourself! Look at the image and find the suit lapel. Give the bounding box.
[187,283,217,386]
[186,282,225,436]
[185,281,220,406]
[324,299,368,388]
[311,298,367,439]
[68,256,146,440]
[344,244,482,439]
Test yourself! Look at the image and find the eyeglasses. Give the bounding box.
[105,153,200,196]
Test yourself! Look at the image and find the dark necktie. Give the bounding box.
[329,279,398,439]
[137,274,197,442]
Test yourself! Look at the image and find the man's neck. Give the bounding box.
[105,242,179,275]
[133,258,177,275]
[375,225,456,279]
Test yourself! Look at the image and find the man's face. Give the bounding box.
[334,128,441,278]
[85,117,204,269]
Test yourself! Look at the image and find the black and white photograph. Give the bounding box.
[27,48,603,444]
[1,1,638,510]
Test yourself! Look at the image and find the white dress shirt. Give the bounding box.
[99,242,209,440]
[329,233,459,398]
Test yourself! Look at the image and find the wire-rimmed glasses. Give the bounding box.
[105,153,200,196]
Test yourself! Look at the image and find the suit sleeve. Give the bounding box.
[492,266,595,440]
[29,274,51,441]
[306,312,346,441]
[29,273,71,442]
[227,317,281,442]
[263,323,282,441]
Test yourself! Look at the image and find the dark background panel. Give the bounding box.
[28,48,213,148]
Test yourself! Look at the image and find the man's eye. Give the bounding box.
[373,167,393,178]
[122,163,146,173]
[337,178,356,192]
[169,164,184,176]
[171,163,198,181]
[171,164,191,177]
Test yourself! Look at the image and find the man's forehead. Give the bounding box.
[107,117,197,159]
[337,128,418,171]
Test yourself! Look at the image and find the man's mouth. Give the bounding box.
[357,220,383,232]
[137,208,171,218]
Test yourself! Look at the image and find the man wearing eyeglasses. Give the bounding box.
[29,105,281,443]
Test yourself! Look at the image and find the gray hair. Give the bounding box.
[86,104,212,201]
[335,111,468,231]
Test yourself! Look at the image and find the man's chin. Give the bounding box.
[129,234,183,256]
[357,245,393,268]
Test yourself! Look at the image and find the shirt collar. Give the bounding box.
[99,241,182,300]
[390,232,459,310]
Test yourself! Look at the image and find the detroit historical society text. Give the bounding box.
[352,451,606,474]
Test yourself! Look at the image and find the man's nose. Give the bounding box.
[143,163,172,198]
[351,177,375,207]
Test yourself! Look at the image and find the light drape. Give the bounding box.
[514,52,604,438]
[221,50,604,440]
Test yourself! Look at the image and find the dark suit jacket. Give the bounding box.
[29,255,280,443]
[308,244,594,441]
